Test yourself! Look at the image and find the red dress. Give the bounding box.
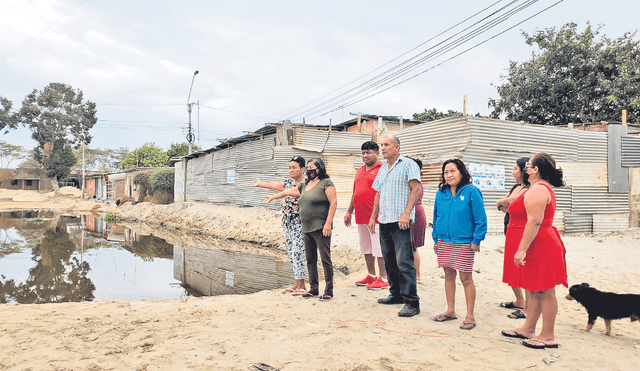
[502,183,567,291]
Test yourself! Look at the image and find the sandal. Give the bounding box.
[500,301,523,310]
[282,287,295,294]
[460,321,476,330]
[319,294,333,301]
[508,309,526,319]
[433,314,457,322]
[291,288,306,296]
[301,291,317,298]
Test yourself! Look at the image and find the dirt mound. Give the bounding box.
[58,186,82,197]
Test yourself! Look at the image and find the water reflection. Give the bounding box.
[174,245,293,296]
[0,212,184,304]
[0,211,294,303]
[0,216,94,304]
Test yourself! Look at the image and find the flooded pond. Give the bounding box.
[0,210,293,304]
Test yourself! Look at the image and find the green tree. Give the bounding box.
[34,139,76,181]
[413,108,462,122]
[73,147,130,172]
[0,97,17,131]
[119,143,168,169]
[17,83,97,192]
[166,142,199,166]
[488,23,640,125]
[0,141,25,168]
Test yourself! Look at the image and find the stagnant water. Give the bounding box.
[0,210,293,304]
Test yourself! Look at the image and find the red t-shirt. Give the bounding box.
[353,161,382,224]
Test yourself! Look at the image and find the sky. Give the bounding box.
[1,0,638,153]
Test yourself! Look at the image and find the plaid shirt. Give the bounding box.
[372,154,421,224]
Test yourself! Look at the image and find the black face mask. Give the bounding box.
[306,169,318,180]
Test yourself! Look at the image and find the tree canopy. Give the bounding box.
[73,147,130,172]
[16,83,97,189]
[0,141,25,168]
[488,23,640,125]
[0,97,17,131]
[119,143,168,169]
[413,108,462,122]
[166,142,199,166]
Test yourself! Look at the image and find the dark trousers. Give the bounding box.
[379,222,419,306]
[304,229,333,296]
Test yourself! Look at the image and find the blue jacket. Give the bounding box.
[432,183,487,245]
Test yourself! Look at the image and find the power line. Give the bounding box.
[277,0,506,120]
[288,0,541,122]
[198,104,276,120]
[306,0,565,122]
[297,0,540,120]
[1,0,88,62]
[282,0,561,123]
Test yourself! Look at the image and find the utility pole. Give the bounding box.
[81,142,86,198]
[187,70,199,154]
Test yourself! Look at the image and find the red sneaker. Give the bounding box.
[367,277,390,290]
[355,275,376,286]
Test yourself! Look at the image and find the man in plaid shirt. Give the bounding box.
[369,135,422,317]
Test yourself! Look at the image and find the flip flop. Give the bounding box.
[501,329,529,339]
[319,294,333,301]
[282,287,295,294]
[500,301,523,310]
[433,314,457,322]
[508,309,526,319]
[291,288,307,296]
[301,291,318,298]
[460,321,476,330]
[522,339,559,349]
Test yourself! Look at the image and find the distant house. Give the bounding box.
[0,168,53,191]
[106,167,173,202]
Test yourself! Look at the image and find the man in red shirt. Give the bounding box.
[344,141,389,289]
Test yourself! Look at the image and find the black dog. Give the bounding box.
[566,283,640,335]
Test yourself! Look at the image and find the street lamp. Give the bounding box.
[187,70,199,154]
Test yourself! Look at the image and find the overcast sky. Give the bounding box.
[1,0,638,153]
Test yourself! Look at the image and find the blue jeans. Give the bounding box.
[379,222,419,306]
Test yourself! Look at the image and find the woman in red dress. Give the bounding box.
[501,153,567,349]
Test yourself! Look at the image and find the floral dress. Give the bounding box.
[281,178,306,280]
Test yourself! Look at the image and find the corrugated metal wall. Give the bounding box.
[395,117,628,234]
[181,119,634,234]
[622,135,640,167]
[184,129,372,212]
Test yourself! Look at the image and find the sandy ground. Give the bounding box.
[1,189,640,370]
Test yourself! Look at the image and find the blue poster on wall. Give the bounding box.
[468,162,505,190]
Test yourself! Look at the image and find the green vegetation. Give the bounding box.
[489,22,640,125]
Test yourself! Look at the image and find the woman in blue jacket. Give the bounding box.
[432,159,487,330]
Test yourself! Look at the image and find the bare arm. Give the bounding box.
[263,187,300,203]
[368,192,380,234]
[496,185,523,213]
[344,193,355,227]
[252,178,285,191]
[323,186,338,237]
[514,185,549,265]
[399,179,421,230]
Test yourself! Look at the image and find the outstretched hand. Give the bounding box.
[251,178,261,187]
[263,195,274,204]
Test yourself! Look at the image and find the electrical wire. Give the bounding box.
[298,0,540,120]
[1,0,88,62]
[276,0,505,120]
[288,0,540,122]
[305,0,565,121]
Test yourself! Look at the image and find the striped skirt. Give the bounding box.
[436,240,475,273]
